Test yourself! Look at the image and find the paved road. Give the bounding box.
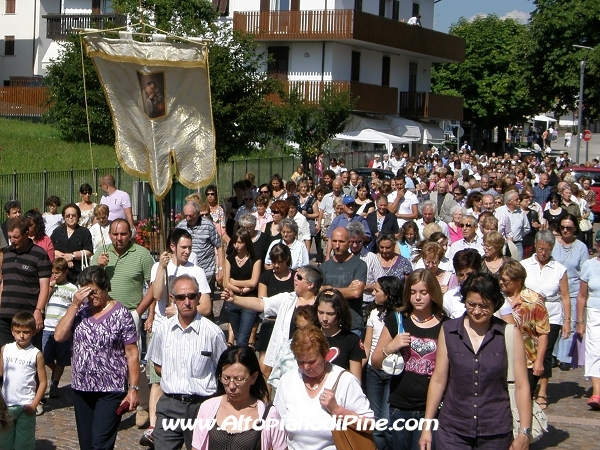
[32,297,600,449]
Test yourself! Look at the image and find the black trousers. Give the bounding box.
[542,323,562,379]
[72,390,126,450]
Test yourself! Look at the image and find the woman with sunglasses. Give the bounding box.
[262,200,289,244]
[553,214,588,371]
[543,192,567,230]
[223,229,262,347]
[221,265,323,383]
[191,346,286,450]
[465,191,483,220]
[77,183,96,229]
[51,203,93,284]
[204,184,226,232]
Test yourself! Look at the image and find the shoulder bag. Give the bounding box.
[330,370,376,450]
[505,323,548,443]
[381,312,405,376]
[249,402,273,449]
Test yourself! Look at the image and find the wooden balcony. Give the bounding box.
[234,10,465,63]
[43,14,127,40]
[399,92,463,121]
[266,79,398,115]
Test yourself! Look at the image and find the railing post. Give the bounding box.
[116,164,121,188]
[42,168,47,211]
[69,167,74,203]
[94,166,99,197]
[12,169,17,200]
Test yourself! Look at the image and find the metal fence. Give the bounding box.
[0,150,373,222]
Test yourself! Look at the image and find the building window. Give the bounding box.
[5,0,16,14]
[412,2,420,18]
[382,56,390,86]
[267,46,289,78]
[409,62,418,92]
[4,36,15,56]
[379,0,385,17]
[276,0,290,11]
[355,0,362,11]
[392,1,400,20]
[351,51,361,82]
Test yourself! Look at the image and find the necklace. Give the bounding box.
[304,371,326,391]
[93,300,113,315]
[411,313,435,323]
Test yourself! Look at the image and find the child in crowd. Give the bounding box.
[0,312,47,449]
[42,258,77,399]
[89,204,110,254]
[43,195,63,236]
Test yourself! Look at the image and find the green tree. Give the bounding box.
[44,34,115,145]
[431,15,535,148]
[528,0,600,121]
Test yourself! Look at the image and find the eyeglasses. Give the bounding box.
[466,301,491,312]
[64,214,78,219]
[271,210,281,214]
[172,292,199,301]
[459,223,474,228]
[206,192,216,196]
[349,240,362,245]
[245,198,254,201]
[86,289,99,295]
[560,226,575,231]
[200,213,211,217]
[295,273,304,281]
[499,277,512,284]
[535,247,552,253]
[219,375,251,386]
[260,190,270,194]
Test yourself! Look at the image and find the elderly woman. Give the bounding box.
[54,266,139,450]
[191,346,287,450]
[481,231,509,277]
[237,213,270,262]
[265,218,309,270]
[377,231,413,280]
[498,260,550,397]
[553,214,589,370]
[447,205,464,244]
[419,273,532,450]
[518,230,570,410]
[274,325,373,450]
[252,193,273,231]
[373,269,446,450]
[25,209,55,261]
[576,232,600,409]
[221,266,323,384]
[51,203,93,284]
[560,184,581,222]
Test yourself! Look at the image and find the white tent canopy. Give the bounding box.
[386,116,421,141]
[348,115,392,132]
[415,121,445,144]
[333,128,413,154]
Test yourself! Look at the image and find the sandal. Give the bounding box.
[535,395,548,410]
[587,395,600,409]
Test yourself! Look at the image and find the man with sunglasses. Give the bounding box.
[141,229,212,447]
[148,274,226,450]
[447,215,484,260]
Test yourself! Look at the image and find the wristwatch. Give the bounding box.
[519,427,531,437]
[128,385,139,391]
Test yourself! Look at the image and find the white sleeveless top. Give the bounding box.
[2,342,39,406]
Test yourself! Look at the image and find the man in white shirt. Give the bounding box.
[387,176,418,228]
[415,201,450,238]
[142,229,212,446]
[317,179,343,235]
[148,274,226,450]
[495,191,530,260]
[482,194,514,242]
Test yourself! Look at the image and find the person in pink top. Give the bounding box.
[25,210,55,261]
[192,346,287,450]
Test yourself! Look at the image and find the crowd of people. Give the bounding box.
[0,145,599,450]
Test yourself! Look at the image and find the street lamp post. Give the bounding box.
[573,45,595,164]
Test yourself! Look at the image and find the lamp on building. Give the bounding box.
[304,52,310,57]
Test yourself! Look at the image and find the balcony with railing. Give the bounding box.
[234,10,465,63]
[265,79,398,115]
[43,14,127,40]
[399,92,463,121]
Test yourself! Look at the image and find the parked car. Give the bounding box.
[569,166,600,217]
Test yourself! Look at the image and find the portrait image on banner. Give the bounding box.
[138,71,166,119]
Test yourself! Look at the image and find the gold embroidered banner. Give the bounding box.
[84,35,215,200]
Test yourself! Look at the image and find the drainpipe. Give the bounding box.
[32,0,38,75]
[321,42,325,82]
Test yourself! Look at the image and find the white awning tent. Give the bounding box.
[415,121,446,144]
[348,115,392,132]
[530,115,558,128]
[332,129,413,154]
[386,116,422,141]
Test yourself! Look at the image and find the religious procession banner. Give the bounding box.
[84,34,215,200]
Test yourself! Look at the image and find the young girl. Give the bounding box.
[364,276,404,450]
[43,195,64,237]
[314,289,365,382]
[372,269,446,450]
[223,229,262,347]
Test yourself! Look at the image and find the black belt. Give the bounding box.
[165,393,211,404]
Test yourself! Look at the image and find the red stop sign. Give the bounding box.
[583,130,592,142]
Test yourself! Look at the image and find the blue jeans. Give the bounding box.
[389,408,435,450]
[366,365,392,450]
[224,302,257,347]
